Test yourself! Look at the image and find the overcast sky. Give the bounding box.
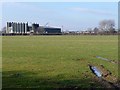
[2,2,118,31]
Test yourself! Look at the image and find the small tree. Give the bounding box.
[1,27,6,34]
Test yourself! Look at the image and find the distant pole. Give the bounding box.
[62,25,63,32]
[45,22,49,27]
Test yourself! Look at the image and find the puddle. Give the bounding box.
[96,56,109,61]
[88,64,102,78]
[96,56,117,64]
[72,58,86,61]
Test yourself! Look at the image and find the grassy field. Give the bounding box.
[2,35,118,88]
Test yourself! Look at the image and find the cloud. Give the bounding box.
[71,7,114,16]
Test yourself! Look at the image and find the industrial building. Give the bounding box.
[6,22,61,35]
[6,22,28,34]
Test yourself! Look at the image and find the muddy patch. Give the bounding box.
[88,64,119,88]
[72,58,86,61]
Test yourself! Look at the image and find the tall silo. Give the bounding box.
[22,23,25,34]
[6,22,8,33]
[12,22,15,33]
[18,23,20,33]
[22,23,24,33]
[25,22,28,33]
[15,22,17,33]
[7,22,11,27]
[6,22,11,33]
[24,23,25,33]
[11,22,14,33]
[20,23,22,34]
[16,23,19,33]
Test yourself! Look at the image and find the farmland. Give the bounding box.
[2,35,118,88]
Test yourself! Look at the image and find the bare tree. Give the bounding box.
[1,27,6,34]
[93,27,99,34]
[99,19,115,34]
[99,20,107,31]
[37,27,45,34]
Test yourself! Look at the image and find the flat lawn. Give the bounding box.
[2,35,118,88]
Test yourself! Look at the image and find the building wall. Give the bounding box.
[44,27,61,34]
[25,23,28,33]
[32,23,39,33]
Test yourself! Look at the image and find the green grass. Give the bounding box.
[2,35,118,88]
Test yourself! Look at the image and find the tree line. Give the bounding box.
[63,19,118,35]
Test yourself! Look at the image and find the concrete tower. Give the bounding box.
[25,22,28,33]
[6,22,12,33]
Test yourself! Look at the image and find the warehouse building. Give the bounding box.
[6,22,61,35]
[43,27,61,34]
